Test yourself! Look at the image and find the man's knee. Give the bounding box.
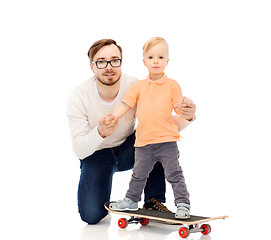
[79,208,108,224]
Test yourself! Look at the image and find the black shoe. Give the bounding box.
[143,198,172,212]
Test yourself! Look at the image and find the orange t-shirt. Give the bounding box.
[122,74,183,147]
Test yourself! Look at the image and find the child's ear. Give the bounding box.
[167,58,169,64]
[143,59,146,67]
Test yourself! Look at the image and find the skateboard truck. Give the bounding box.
[179,223,211,238]
[118,216,150,228]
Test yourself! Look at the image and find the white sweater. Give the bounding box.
[67,74,138,159]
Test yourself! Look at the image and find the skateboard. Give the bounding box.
[105,202,228,238]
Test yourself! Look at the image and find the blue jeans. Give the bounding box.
[77,132,166,224]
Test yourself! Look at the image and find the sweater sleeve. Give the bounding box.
[67,90,105,159]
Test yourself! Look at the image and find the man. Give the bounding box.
[67,39,196,224]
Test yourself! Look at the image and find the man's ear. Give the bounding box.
[90,63,95,73]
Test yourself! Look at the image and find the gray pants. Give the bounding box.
[126,142,190,205]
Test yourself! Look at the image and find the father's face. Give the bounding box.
[90,44,122,86]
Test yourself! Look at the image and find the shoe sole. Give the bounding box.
[175,216,190,220]
[109,203,139,211]
[110,207,139,211]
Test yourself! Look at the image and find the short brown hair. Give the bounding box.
[143,37,168,55]
[87,39,122,61]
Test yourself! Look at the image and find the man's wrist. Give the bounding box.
[187,115,196,122]
[97,127,106,138]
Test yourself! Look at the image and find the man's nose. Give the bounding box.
[105,63,113,70]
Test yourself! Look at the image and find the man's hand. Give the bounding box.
[175,97,196,121]
[97,114,119,138]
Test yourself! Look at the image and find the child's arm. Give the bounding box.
[113,102,131,119]
[104,102,131,125]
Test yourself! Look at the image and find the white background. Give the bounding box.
[0,0,270,239]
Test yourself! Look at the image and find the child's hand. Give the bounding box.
[180,97,194,108]
[98,114,119,138]
[175,97,196,121]
[103,114,114,125]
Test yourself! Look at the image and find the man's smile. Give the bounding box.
[104,72,115,77]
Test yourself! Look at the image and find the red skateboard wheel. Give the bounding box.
[118,218,128,229]
[201,224,211,235]
[179,227,190,238]
[139,218,150,226]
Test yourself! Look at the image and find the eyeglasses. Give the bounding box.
[92,59,122,69]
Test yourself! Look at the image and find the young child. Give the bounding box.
[105,37,191,219]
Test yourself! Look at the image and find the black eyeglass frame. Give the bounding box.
[91,58,122,69]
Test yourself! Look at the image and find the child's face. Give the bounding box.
[143,43,169,80]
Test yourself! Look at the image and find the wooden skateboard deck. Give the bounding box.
[105,202,228,238]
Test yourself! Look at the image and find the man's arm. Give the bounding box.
[67,92,117,159]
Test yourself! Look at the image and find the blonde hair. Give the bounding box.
[143,37,169,55]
